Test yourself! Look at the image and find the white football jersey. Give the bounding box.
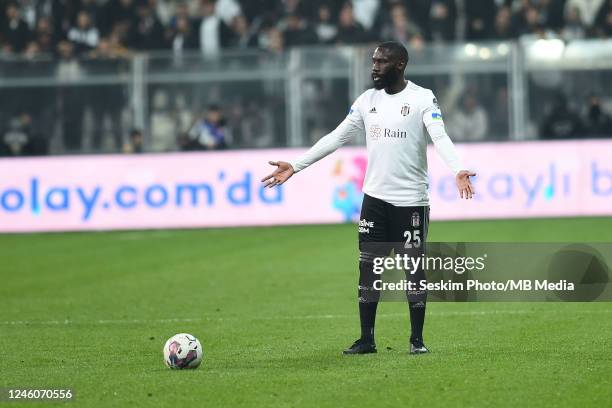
[289,80,462,206]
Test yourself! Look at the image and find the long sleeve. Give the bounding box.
[428,123,463,175]
[289,97,365,172]
[422,91,464,175]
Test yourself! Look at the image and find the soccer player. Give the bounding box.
[261,41,475,355]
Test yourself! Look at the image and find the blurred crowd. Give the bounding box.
[443,86,612,142]
[1,0,612,57]
[0,0,611,156]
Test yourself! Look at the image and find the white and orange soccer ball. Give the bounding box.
[163,333,203,369]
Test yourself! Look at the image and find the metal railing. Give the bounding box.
[0,39,611,155]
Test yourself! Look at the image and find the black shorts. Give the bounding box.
[358,194,430,301]
[358,194,429,250]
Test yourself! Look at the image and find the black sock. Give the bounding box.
[409,301,426,342]
[358,254,381,344]
[359,301,378,343]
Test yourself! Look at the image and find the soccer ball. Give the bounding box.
[163,333,203,369]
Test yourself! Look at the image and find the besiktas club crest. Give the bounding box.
[401,104,410,116]
[411,212,420,227]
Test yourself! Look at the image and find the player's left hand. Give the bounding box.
[456,170,476,199]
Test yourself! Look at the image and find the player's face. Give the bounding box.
[371,48,400,90]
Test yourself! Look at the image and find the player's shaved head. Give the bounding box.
[376,41,409,65]
[371,42,409,91]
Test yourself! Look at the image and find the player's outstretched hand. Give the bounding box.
[456,170,476,199]
[261,161,295,188]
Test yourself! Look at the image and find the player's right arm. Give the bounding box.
[261,95,366,188]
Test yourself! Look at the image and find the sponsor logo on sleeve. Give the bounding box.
[432,112,442,120]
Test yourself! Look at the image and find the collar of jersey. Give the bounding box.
[382,81,410,97]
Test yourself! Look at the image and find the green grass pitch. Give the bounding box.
[1,217,611,407]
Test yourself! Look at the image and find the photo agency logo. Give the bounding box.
[372,253,487,276]
[364,243,611,302]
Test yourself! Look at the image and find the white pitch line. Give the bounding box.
[0,309,609,326]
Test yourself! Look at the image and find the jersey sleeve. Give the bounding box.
[421,90,445,129]
[421,90,464,175]
[288,93,366,173]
